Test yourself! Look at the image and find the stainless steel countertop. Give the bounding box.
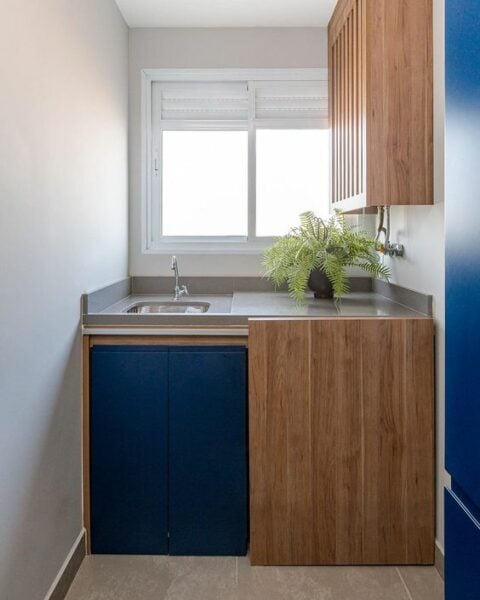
[82,291,429,331]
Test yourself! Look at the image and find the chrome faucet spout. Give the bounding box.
[171,255,189,300]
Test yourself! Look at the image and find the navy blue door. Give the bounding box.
[445,0,480,507]
[445,489,480,600]
[445,0,480,596]
[90,346,169,554]
[168,347,248,555]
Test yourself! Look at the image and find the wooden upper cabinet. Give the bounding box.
[329,0,433,213]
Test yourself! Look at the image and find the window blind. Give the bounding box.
[155,82,249,121]
[255,81,328,124]
[153,79,328,125]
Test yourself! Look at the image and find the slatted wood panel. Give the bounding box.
[249,318,434,565]
[330,0,366,207]
[329,0,433,212]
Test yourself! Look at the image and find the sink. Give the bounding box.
[125,301,210,314]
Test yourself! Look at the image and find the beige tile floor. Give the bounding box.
[65,555,444,600]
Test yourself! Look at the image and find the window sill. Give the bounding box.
[144,240,275,255]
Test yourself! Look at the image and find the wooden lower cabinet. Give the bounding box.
[248,318,434,565]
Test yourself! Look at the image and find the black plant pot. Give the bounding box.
[308,268,334,299]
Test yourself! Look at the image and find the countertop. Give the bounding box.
[82,290,430,332]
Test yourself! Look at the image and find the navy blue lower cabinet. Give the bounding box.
[168,347,248,556]
[90,346,169,554]
[445,488,480,599]
[90,344,248,556]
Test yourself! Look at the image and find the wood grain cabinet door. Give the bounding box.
[248,318,434,565]
[329,0,433,212]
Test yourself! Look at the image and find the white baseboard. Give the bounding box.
[435,539,445,580]
[43,528,86,600]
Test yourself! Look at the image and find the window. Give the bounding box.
[143,69,329,253]
[256,129,329,237]
[162,131,248,237]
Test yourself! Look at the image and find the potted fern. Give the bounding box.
[263,211,390,302]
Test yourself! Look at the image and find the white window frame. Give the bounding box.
[141,68,329,255]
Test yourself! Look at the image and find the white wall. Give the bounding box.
[128,27,328,275]
[0,1,128,598]
[385,0,445,551]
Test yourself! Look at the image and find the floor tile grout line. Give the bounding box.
[396,567,414,600]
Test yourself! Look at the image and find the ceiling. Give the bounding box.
[114,0,337,28]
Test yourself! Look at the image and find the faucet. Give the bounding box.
[171,256,189,301]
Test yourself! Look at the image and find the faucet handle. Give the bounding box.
[180,285,189,297]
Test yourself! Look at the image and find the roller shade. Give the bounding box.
[155,82,249,121]
[255,81,328,123]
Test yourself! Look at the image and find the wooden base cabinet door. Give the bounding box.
[249,318,434,565]
[90,346,169,554]
[168,346,248,556]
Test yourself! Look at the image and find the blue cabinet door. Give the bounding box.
[168,347,248,555]
[445,489,480,599]
[445,0,480,507]
[446,1,480,596]
[90,346,169,554]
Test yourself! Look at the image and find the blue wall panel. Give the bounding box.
[445,0,480,509]
[168,347,248,555]
[445,489,480,599]
[90,346,169,554]
[446,1,480,596]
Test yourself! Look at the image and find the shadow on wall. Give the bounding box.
[0,328,83,600]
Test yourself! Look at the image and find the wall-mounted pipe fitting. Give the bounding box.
[375,206,405,257]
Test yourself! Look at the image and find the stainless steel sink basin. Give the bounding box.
[125,301,210,314]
